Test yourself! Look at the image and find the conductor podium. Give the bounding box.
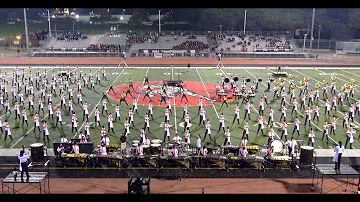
[272,72,288,77]
[1,172,50,194]
[166,80,182,87]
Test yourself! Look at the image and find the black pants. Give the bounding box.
[335,153,342,169]
[20,162,30,179]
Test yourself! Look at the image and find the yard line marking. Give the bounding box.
[341,69,360,78]
[73,67,126,138]
[291,69,356,148]
[332,70,360,92]
[195,68,219,119]
[10,103,61,148]
[329,145,333,149]
[171,67,178,134]
[1,68,76,118]
[318,146,322,149]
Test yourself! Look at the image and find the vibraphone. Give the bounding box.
[246,145,259,155]
[90,153,123,167]
[61,153,89,166]
[106,144,119,152]
[272,155,290,167]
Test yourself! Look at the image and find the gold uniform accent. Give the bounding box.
[289,74,294,79]
[346,83,351,89]
[350,79,355,85]
[331,77,336,82]
[291,84,296,89]
[339,87,344,92]
[300,80,305,86]
[315,83,321,89]
[323,80,328,85]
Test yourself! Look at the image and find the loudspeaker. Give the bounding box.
[187,63,190,68]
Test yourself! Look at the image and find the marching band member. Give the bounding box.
[331,94,338,111]
[350,83,355,98]
[333,141,345,170]
[180,88,189,102]
[132,97,139,115]
[321,121,330,142]
[223,126,231,146]
[144,113,150,132]
[107,113,114,133]
[120,91,129,106]
[349,103,356,122]
[166,98,172,114]
[139,127,146,144]
[331,79,336,94]
[4,98,10,114]
[322,82,328,99]
[313,105,320,122]
[343,111,349,128]
[199,145,208,157]
[172,133,182,145]
[291,98,298,115]
[232,104,240,124]
[267,77,271,91]
[164,106,170,122]
[42,121,50,141]
[71,142,80,155]
[60,92,66,108]
[325,98,331,116]
[101,134,110,146]
[355,98,360,116]
[196,134,202,154]
[182,103,188,120]
[71,112,78,133]
[299,94,306,111]
[135,143,143,156]
[102,67,107,81]
[100,125,107,137]
[314,86,320,101]
[256,115,265,136]
[148,101,154,120]
[308,89,314,106]
[220,95,228,108]
[265,146,274,160]
[114,104,121,121]
[243,101,252,120]
[82,101,90,121]
[286,136,298,159]
[304,106,312,126]
[163,120,172,143]
[291,116,301,136]
[14,101,20,120]
[280,120,288,141]
[101,98,108,115]
[280,89,287,106]
[199,106,206,126]
[60,135,68,143]
[280,104,287,122]
[159,91,166,105]
[124,118,130,136]
[57,143,65,155]
[169,145,179,158]
[68,98,74,115]
[184,112,191,132]
[128,107,135,127]
[290,85,296,101]
[18,90,24,105]
[4,121,12,140]
[47,102,54,120]
[308,128,315,147]
[144,135,151,146]
[184,129,191,144]
[267,126,275,146]
[330,115,338,135]
[258,98,265,115]
[84,120,90,140]
[80,135,87,143]
[21,107,28,126]
[204,119,212,141]
[267,107,274,125]
[94,107,101,126]
[99,142,107,156]
[218,113,226,132]
[345,126,355,149]
[28,94,34,111]
[33,112,41,133]
[242,120,249,140]
[241,136,248,147]
[0,117,2,134]
[238,146,248,158]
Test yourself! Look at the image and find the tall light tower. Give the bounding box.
[47,10,52,38]
[158,10,161,34]
[309,8,315,53]
[23,8,30,53]
[243,10,247,36]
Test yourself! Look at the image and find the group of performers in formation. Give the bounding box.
[1,66,359,160]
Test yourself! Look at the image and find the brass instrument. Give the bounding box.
[289,74,294,79]
[291,84,296,89]
[331,77,336,82]
[274,81,279,86]
[304,77,309,82]
[315,83,321,89]
[350,79,355,85]
[279,77,284,82]
[339,86,344,92]
[346,83,351,89]
[323,80,328,85]
[300,80,305,86]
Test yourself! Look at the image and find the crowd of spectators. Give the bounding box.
[86,43,125,52]
[56,31,88,41]
[30,30,49,40]
[173,40,209,51]
[127,31,159,44]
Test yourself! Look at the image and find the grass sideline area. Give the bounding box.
[0,65,359,151]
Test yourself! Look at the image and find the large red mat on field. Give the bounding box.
[107,81,236,107]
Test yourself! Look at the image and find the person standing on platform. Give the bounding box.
[17,150,30,181]
[332,141,345,170]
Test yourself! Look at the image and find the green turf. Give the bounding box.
[1,66,360,150]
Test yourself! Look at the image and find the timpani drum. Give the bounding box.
[151,139,162,144]
[150,144,161,155]
[300,146,314,165]
[30,143,45,163]
[271,140,283,155]
[132,140,140,145]
[142,145,150,155]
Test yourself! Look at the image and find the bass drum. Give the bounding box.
[271,140,284,155]
[30,143,45,163]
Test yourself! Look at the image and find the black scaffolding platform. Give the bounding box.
[311,164,359,194]
[1,171,50,194]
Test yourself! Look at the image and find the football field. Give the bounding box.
[0,65,359,150]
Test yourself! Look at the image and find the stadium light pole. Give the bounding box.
[47,10,52,38]
[303,33,307,52]
[158,10,161,34]
[243,10,247,36]
[317,24,321,50]
[23,8,30,54]
[309,8,315,53]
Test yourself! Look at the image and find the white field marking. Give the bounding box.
[291,69,357,148]
[171,67,178,134]
[1,66,360,70]
[332,70,360,92]
[10,103,61,148]
[0,146,2,148]
[318,146,322,149]
[241,69,285,145]
[195,68,219,119]
[316,69,358,97]
[1,68,77,118]
[341,69,360,78]
[329,145,333,149]
[135,67,149,128]
[73,67,126,138]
